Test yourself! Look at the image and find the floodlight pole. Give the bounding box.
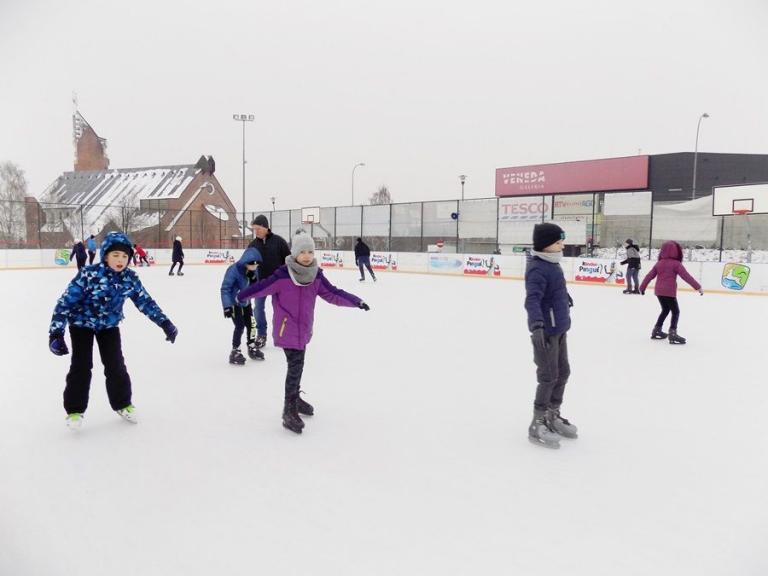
[233,113,255,246]
[352,162,365,205]
[691,112,710,201]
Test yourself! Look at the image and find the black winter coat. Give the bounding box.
[172,240,184,262]
[620,243,641,269]
[70,242,87,262]
[354,240,371,259]
[248,232,290,279]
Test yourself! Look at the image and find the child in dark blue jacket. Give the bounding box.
[220,247,264,364]
[49,232,178,429]
[524,223,577,449]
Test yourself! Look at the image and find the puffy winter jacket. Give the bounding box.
[70,242,87,262]
[354,239,371,259]
[247,232,291,279]
[220,248,262,308]
[620,243,641,269]
[236,265,361,350]
[639,241,701,297]
[524,256,572,336]
[172,240,184,262]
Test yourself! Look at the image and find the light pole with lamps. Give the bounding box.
[270,196,276,212]
[233,113,255,246]
[352,162,365,205]
[459,174,467,200]
[691,112,710,201]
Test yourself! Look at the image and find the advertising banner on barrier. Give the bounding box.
[54,249,70,266]
[463,255,501,277]
[721,263,751,291]
[574,259,625,284]
[428,254,464,273]
[204,250,235,264]
[370,252,397,271]
[320,251,344,268]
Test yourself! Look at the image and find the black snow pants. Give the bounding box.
[532,331,571,412]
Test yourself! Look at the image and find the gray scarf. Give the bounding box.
[285,255,319,285]
[532,250,563,264]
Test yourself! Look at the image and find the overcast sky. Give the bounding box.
[1,0,767,213]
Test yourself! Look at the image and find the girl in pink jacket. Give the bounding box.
[639,240,703,344]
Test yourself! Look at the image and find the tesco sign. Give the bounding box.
[499,198,551,221]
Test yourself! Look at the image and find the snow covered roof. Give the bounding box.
[40,164,199,207]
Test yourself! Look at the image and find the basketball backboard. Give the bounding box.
[712,183,768,216]
[301,206,321,224]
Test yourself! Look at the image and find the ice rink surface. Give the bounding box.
[1,264,766,575]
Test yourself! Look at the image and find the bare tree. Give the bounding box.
[108,202,145,234]
[0,161,28,245]
[369,185,392,205]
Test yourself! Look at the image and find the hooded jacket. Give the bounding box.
[50,233,168,334]
[220,248,262,308]
[524,255,572,336]
[236,265,361,350]
[639,241,701,297]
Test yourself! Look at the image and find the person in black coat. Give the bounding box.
[246,215,291,347]
[169,236,185,276]
[70,240,87,270]
[354,237,376,282]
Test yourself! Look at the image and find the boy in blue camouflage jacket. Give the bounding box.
[48,232,178,429]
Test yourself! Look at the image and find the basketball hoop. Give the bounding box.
[733,209,752,216]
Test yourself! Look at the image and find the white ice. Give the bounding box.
[1,264,766,575]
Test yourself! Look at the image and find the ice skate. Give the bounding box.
[229,348,246,365]
[168,271,174,276]
[297,393,314,416]
[282,397,304,434]
[359,278,365,282]
[254,335,267,349]
[622,288,632,294]
[177,272,184,276]
[528,410,560,449]
[651,326,668,340]
[668,329,687,345]
[372,275,377,282]
[66,413,84,430]
[547,408,578,439]
[247,342,265,361]
[116,405,138,424]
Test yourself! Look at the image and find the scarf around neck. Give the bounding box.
[532,250,563,264]
[285,255,319,286]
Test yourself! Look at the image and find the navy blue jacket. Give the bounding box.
[354,240,371,259]
[172,240,184,262]
[220,248,262,308]
[524,256,571,336]
[70,242,87,262]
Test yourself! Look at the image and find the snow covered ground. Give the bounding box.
[1,264,766,575]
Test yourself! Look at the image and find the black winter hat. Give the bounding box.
[107,242,133,259]
[625,238,634,245]
[533,223,565,251]
[252,214,270,229]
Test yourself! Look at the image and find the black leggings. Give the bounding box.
[284,349,306,400]
[170,261,184,274]
[656,296,680,330]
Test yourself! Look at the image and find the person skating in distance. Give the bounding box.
[639,240,703,345]
[237,230,369,434]
[169,236,185,276]
[525,223,577,449]
[48,232,178,429]
[354,237,376,282]
[620,238,641,294]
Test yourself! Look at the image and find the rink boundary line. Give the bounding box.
[3,262,766,297]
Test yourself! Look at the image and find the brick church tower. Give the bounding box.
[73,111,109,171]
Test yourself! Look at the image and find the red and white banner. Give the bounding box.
[574,259,625,284]
[204,250,235,264]
[463,255,501,277]
[320,251,343,268]
[370,252,397,271]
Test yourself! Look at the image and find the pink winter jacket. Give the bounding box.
[639,241,701,297]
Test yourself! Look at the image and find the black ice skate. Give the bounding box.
[668,329,687,345]
[254,335,267,349]
[229,348,246,365]
[177,272,184,276]
[528,409,560,449]
[297,393,314,416]
[247,343,265,361]
[282,397,304,434]
[547,408,578,439]
[622,288,632,294]
[168,271,174,276]
[651,326,668,340]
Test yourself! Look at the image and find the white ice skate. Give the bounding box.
[66,413,84,430]
[116,405,138,424]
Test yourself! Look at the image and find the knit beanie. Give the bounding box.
[532,223,565,251]
[291,229,315,258]
[252,214,270,229]
[100,231,135,261]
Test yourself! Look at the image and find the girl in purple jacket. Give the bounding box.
[236,230,370,433]
[639,240,703,344]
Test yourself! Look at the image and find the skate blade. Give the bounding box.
[528,437,560,449]
[282,423,303,434]
[651,335,668,340]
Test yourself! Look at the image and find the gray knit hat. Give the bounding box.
[291,229,315,258]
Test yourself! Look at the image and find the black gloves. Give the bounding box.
[161,320,178,343]
[531,328,548,354]
[49,332,69,356]
[223,307,234,318]
[567,294,574,308]
[358,302,370,311]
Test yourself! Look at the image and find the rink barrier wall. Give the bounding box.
[2,249,767,295]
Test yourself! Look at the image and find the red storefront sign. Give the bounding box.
[495,156,649,196]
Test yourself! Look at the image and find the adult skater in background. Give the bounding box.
[620,238,641,294]
[220,247,264,364]
[639,240,703,345]
[237,230,369,434]
[169,236,185,276]
[247,215,290,349]
[524,223,577,449]
[354,237,376,282]
[70,239,87,270]
[86,235,98,265]
[48,232,178,429]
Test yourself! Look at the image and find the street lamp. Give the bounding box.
[270,196,276,212]
[233,113,255,246]
[459,174,467,200]
[691,112,710,201]
[352,162,365,205]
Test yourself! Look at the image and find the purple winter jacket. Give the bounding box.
[236,265,362,350]
[639,241,701,297]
